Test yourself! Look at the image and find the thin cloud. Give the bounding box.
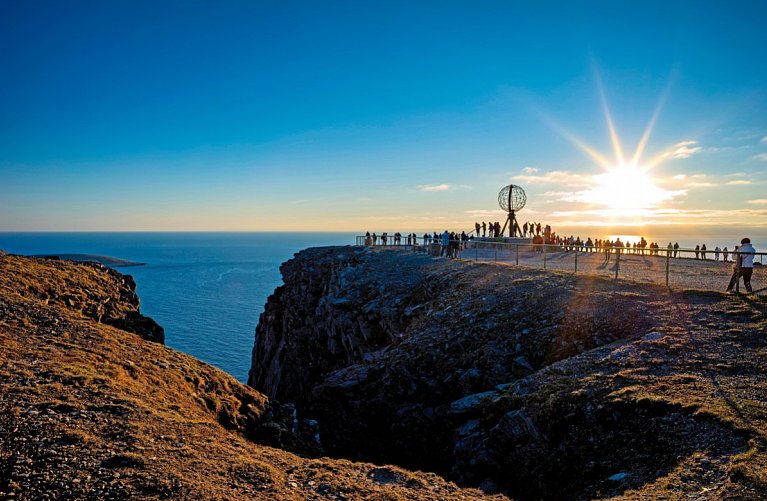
[671,173,707,182]
[726,180,751,185]
[521,166,539,174]
[747,199,767,204]
[761,136,767,144]
[418,184,450,192]
[464,209,506,217]
[547,207,767,224]
[752,153,767,162]
[687,182,716,187]
[669,140,703,159]
[512,170,590,187]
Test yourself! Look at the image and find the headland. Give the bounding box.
[250,245,767,499]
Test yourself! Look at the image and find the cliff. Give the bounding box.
[1,254,163,343]
[250,246,767,499]
[0,253,499,500]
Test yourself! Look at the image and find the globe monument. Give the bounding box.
[498,184,526,238]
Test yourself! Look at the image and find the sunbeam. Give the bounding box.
[594,68,625,166]
[541,69,685,220]
[631,79,673,168]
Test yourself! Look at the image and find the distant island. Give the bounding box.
[32,253,146,267]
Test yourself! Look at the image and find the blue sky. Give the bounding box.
[2,1,766,231]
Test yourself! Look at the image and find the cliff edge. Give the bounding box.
[0,253,499,500]
[250,246,767,499]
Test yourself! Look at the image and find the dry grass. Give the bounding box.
[0,253,502,500]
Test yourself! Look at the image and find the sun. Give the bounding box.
[549,71,683,222]
[588,163,673,216]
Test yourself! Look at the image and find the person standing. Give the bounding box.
[723,247,729,262]
[726,238,756,294]
[440,230,450,257]
[673,242,679,258]
[714,246,721,262]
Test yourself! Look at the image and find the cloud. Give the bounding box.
[753,153,767,162]
[726,180,751,185]
[761,136,767,144]
[544,207,767,226]
[521,166,539,174]
[669,140,703,159]
[418,184,450,192]
[464,209,506,217]
[512,170,590,187]
[747,199,767,205]
[663,173,714,189]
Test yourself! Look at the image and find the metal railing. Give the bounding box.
[355,236,766,295]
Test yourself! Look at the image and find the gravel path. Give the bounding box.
[460,246,766,295]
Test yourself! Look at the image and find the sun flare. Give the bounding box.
[552,74,684,222]
[588,164,672,216]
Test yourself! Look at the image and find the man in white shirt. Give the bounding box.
[726,238,756,294]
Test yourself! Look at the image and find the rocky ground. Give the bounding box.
[250,246,767,499]
[0,253,499,500]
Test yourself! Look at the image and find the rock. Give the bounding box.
[642,331,664,342]
[245,246,763,500]
[449,391,497,417]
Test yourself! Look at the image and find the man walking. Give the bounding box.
[726,238,756,294]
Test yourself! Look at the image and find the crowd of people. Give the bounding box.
[364,231,470,258]
[364,228,758,293]
[472,220,551,239]
[365,227,751,263]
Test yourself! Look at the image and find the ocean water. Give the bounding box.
[0,232,355,382]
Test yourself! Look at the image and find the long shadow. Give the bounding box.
[669,290,765,444]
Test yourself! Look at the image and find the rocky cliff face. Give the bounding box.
[1,252,496,500]
[0,254,164,343]
[250,246,767,499]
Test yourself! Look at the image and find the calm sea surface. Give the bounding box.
[0,232,355,382]
[1,229,765,382]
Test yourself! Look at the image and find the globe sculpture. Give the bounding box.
[498,184,527,237]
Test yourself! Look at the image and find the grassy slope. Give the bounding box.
[0,254,499,500]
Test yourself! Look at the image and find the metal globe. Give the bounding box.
[498,185,527,212]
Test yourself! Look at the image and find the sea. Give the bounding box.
[1,229,765,383]
[0,232,355,382]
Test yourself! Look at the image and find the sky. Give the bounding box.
[2,1,767,233]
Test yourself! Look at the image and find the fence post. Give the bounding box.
[665,251,670,287]
[516,244,519,265]
[615,250,620,279]
[543,244,547,270]
[574,249,578,273]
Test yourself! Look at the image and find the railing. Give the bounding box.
[355,236,766,295]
